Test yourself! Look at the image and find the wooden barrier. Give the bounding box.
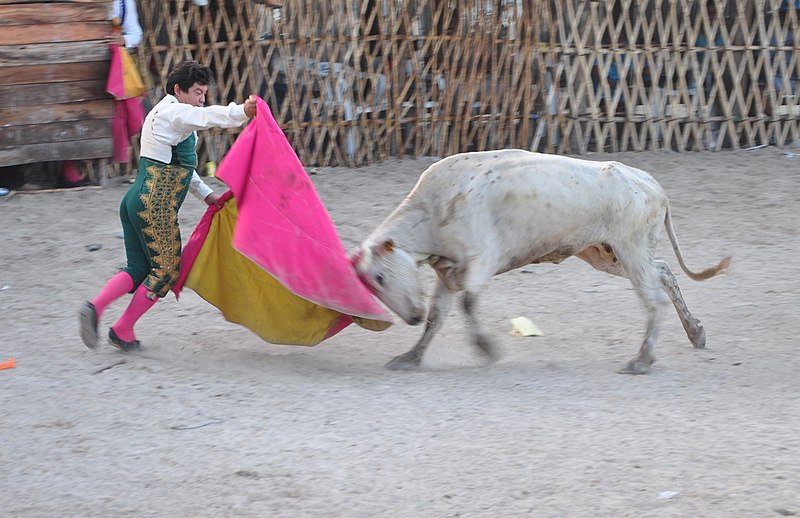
[0,0,114,170]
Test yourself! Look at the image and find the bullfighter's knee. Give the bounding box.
[123,266,149,292]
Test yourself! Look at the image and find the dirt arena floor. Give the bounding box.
[1,148,798,517]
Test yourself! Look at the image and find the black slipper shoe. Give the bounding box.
[79,302,99,349]
[108,328,142,353]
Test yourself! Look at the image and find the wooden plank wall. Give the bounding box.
[0,0,114,167]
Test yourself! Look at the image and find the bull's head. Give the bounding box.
[354,239,426,326]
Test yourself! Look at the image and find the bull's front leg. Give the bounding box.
[463,291,500,363]
[385,278,454,371]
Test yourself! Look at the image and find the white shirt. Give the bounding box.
[139,94,249,201]
[113,0,143,49]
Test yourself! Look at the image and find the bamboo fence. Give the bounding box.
[133,0,800,168]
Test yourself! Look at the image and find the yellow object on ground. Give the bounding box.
[509,316,544,337]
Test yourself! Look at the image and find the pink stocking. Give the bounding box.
[91,271,134,320]
[111,284,158,342]
[62,160,83,183]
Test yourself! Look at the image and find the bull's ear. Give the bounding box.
[378,239,394,255]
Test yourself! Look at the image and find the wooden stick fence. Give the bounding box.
[133,0,799,168]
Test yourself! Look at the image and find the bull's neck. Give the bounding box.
[370,200,433,259]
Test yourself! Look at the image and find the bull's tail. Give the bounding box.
[664,204,731,281]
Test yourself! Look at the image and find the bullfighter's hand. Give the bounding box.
[243,96,258,118]
[204,192,224,209]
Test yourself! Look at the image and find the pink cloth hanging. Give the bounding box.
[107,45,145,164]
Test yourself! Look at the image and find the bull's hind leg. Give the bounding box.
[617,250,669,375]
[579,247,707,350]
[578,243,668,374]
[654,260,706,349]
[385,278,455,371]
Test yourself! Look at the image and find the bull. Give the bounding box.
[354,150,730,374]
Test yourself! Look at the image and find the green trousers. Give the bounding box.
[120,158,193,298]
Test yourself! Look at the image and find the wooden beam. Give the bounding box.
[0,0,111,4]
[0,138,113,166]
[0,22,110,46]
[0,119,111,148]
[0,41,109,66]
[0,62,108,86]
[0,80,109,108]
[0,99,113,127]
[0,3,110,26]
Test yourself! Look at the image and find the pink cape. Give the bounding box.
[174,98,392,345]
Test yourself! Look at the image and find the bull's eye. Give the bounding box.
[375,273,385,287]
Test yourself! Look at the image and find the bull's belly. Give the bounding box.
[493,238,623,277]
[494,241,589,275]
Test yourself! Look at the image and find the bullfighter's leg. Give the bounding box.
[654,260,706,348]
[462,291,500,362]
[385,278,455,370]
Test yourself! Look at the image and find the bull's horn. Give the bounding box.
[353,246,372,274]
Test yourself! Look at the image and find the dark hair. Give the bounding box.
[166,60,213,96]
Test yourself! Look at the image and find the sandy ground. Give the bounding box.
[0,147,798,517]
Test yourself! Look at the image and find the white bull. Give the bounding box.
[354,149,730,374]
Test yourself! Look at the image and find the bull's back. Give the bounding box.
[415,150,666,266]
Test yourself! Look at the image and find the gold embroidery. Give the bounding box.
[137,163,190,295]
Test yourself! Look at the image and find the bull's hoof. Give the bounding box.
[618,357,654,375]
[385,353,421,371]
[475,334,501,363]
[689,326,707,349]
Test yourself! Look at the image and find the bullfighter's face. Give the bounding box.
[174,82,208,107]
